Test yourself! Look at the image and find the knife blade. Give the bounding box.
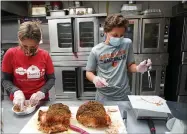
[69,124,90,134]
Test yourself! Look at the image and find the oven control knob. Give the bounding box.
[165,31,168,34]
[100,33,104,37]
[165,25,168,29]
[161,76,164,79]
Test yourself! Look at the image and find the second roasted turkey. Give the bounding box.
[76,101,111,128]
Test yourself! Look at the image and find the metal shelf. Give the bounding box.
[46,13,107,20]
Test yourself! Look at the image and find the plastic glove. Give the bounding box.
[13,90,25,111]
[93,76,108,88]
[136,59,152,73]
[30,91,45,106]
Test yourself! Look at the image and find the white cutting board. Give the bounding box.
[128,95,171,113]
[20,106,127,134]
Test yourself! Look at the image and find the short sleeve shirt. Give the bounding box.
[86,38,135,100]
[2,47,54,98]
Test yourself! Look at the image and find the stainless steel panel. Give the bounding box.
[75,17,98,52]
[50,52,90,56]
[53,61,86,67]
[141,18,165,53]
[2,19,19,43]
[121,14,171,19]
[51,55,89,61]
[48,19,72,52]
[41,23,49,44]
[128,72,138,95]
[178,65,187,95]
[178,96,187,103]
[54,67,76,99]
[98,17,106,43]
[51,55,87,67]
[126,19,139,53]
[79,67,96,98]
[138,66,162,95]
[40,23,50,51]
[54,95,78,101]
[182,52,187,64]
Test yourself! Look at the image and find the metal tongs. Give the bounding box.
[147,66,152,89]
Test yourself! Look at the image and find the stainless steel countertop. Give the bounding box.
[2,100,169,133]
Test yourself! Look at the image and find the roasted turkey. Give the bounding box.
[76,101,111,128]
[38,103,71,133]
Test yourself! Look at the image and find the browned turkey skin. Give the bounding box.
[38,103,71,134]
[76,101,111,128]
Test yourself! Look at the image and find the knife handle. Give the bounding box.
[70,125,89,134]
[147,119,156,134]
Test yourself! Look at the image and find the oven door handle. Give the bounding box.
[75,67,81,98]
[72,18,78,53]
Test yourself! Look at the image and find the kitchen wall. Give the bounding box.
[62,1,178,16]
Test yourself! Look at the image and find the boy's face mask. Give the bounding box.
[106,27,125,47]
[19,39,39,56]
[109,36,124,47]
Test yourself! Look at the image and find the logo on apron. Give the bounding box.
[15,67,27,75]
[27,65,40,79]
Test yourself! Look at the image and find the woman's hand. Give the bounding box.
[30,91,45,106]
[13,90,25,111]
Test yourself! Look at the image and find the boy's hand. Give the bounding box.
[136,59,152,73]
[93,76,108,88]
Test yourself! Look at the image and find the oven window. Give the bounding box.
[124,24,134,42]
[62,70,76,92]
[83,71,96,92]
[144,23,159,48]
[57,23,72,48]
[142,70,156,91]
[79,22,94,48]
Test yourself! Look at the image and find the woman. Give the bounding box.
[86,14,152,101]
[1,21,55,110]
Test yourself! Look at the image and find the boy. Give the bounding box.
[86,14,152,101]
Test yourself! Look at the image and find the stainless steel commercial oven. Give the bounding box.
[122,15,170,54]
[54,66,96,100]
[141,17,170,53]
[51,54,96,100]
[47,14,106,53]
[134,53,169,97]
